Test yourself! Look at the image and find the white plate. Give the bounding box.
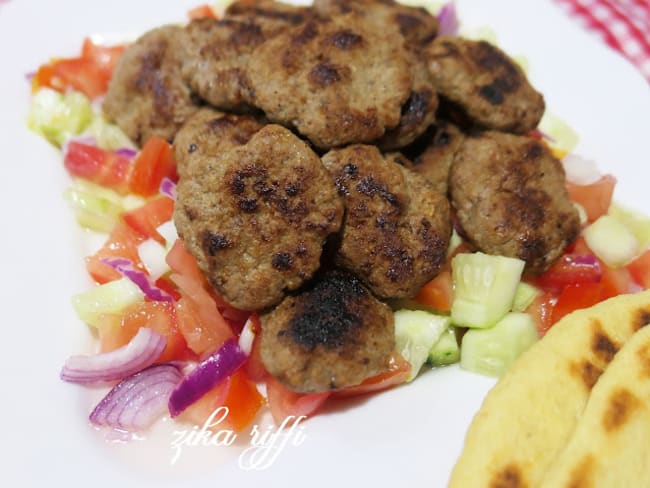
[2,1,649,487]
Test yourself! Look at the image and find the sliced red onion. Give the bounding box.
[101,257,174,303]
[168,338,246,417]
[90,364,182,431]
[437,2,459,36]
[159,177,177,200]
[25,71,36,82]
[115,147,138,159]
[61,327,166,383]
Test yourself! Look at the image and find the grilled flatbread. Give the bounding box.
[448,290,650,488]
[539,323,650,487]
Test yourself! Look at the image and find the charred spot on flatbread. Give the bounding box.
[567,455,595,488]
[601,388,642,432]
[633,307,650,331]
[636,343,650,378]
[569,360,603,391]
[489,463,527,488]
[590,320,620,363]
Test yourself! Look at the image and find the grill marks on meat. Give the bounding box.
[427,36,545,134]
[174,124,343,311]
[323,145,451,298]
[449,131,580,273]
[103,25,200,146]
[260,269,395,392]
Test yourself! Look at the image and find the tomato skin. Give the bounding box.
[265,377,330,426]
[601,265,638,299]
[525,291,557,337]
[122,196,174,244]
[175,295,232,356]
[97,301,194,363]
[129,137,177,197]
[221,370,266,432]
[551,283,605,325]
[334,353,411,397]
[86,222,146,284]
[166,239,207,285]
[534,253,602,292]
[414,270,453,312]
[627,249,650,289]
[566,175,616,222]
[64,142,132,194]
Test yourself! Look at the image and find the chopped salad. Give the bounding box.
[27,1,650,437]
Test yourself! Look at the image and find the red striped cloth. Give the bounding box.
[554,0,650,82]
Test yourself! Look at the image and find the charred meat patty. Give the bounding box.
[225,0,313,37]
[173,108,265,179]
[260,269,395,393]
[246,13,412,149]
[323,144,451,298]
[103,25,199,146]
[427,36,545,134]
[449,131,580,273]
[174,124,344,310]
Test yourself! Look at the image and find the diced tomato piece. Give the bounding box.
[566,175,616,223]
[525,291,557,337]
[175,296,232,356]
[534,253,602,292]
[50,57,107,99]
[64,142,132,194]
[334,353,411,397]
[129,137,177,197]
[179,377,231,428]
[627,249,650,289]
[81,38,125,78]
[221,370,266,432]
[166,239,207,286]
[551,283,605,325]
[32,62,66,93]
[86,222,146,284]
[154,276,182,301]
[266,377,330,426]
[122,196,174,244]
[188,4,217,19]
[601,264,637,299]
[414,270,453,312]
[97,301,194,363]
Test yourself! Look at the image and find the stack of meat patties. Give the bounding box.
[102,0,580,393]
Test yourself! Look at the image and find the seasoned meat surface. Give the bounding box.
[178,18,267,111]
[174,124,344,310]
[260,269,395,393]
[225,0,312,37]
[450,131,580,273]
[313,0,438,45]
[427,36,544,134]
[246,13,412,148]
[401,120,465,195]
[377,50,438,150]
[322,145,451,298]
[173,108,265,179]
[103,25,199,146]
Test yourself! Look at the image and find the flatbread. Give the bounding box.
[448,290,650,488]
[539,323,650,488]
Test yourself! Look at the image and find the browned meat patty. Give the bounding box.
[400,120,465,195]
[260,269,395,393]
[174,124,344,311]
[246,13,412,149]
[322,145,451,299]
[313,0,438,45]
[426,36,545,134]
[178,18,266,112]
[376,50,438,151]
[173,108,265,179]
[449,132,580,274]
[225,0,312,37]
[103,25,199,146]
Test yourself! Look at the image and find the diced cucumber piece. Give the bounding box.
[428,326,460,366]
[451,252,525,328]
[511,282,541,312]
[88,116,136,151]
[27,88,93,147]
[460,312,538,377]
[63,179,124,232]
[394,309,450,381]
[584,215,639,268]
[608,203,650,252]
[72,278,144,327]
[138,239,170,280]
[447,228,463,257]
